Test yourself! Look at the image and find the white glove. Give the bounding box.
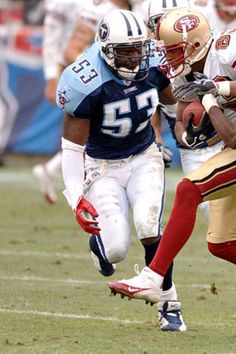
[156,141,173,167]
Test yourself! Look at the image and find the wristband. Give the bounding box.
[216,81,230,96]
[202,94,219,113]
[61,137,84,152]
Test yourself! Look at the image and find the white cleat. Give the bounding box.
[158,301,187,332]
[109,266,161,305]
[32,164,57,204]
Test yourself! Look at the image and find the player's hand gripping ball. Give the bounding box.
[181,100,216,148]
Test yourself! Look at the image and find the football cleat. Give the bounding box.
[89,235,116,277]
[32,164,57,204]
[109,266,161,305]
[157,301,187,332]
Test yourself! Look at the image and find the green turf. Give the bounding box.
[0,167,235,354]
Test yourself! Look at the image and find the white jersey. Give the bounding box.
[130,0,150,21]
[192,0,236,31]
[204,30,236,124]
[174,30,236,124]
[43,0,83,80]
[76,0,122,33]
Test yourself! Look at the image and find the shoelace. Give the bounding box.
[133,263,140,276]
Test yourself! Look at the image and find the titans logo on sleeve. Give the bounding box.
[57,42,170,159]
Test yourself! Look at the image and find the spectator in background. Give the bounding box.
[32,0,83,204]
[192,0,236,30]
[22,0,45,26]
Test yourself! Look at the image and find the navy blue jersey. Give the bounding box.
[57,42,170,159]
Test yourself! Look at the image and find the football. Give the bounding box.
[182,100,207,127]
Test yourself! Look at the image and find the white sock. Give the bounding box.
[160,283,177,302]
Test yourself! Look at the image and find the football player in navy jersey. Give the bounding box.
[56,9,186,332]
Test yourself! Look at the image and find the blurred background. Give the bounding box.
[0,0,179,167]
[0,0,63,166]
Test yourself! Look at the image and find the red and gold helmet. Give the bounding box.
[156,7,213,78]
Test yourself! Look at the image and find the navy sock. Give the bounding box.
[144,238,173,291]
[89,235,109,262]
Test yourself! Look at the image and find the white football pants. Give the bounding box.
[85,143,165,264]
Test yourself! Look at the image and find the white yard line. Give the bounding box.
[0,249,215,263]
[0,308,144,324]
[0,274,221,290]
[0,250,83,259]
[0,308,229,328]
[0,275,104,284]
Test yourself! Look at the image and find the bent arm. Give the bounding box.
[207,106,236,149]
[62,113,91,208]
[202,94,236,149]
[64,22,95,64]
[174,101,189,145]
[158,84,176,105]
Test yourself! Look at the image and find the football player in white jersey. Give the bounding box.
[147,0,223,217]
[64,0,130,65]
[32,0,84,204]
[32,0,129,204]
[129,0,150,20]
[108,8,236,311]
[56,9,186,332]
[192,0,236,31]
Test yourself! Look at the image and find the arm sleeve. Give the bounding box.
[61,137,85,209]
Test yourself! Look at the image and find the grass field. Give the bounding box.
[0,166,235,354]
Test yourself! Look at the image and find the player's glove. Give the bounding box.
[173,73,218,102]
[181,112,214,149]
[155,141,173,168]
[173,83,200,102]
[74,195,101,236]
[161,145,173,168]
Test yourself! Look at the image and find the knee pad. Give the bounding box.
[208,241,236,265]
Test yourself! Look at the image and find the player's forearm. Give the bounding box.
[229,81,236,97]
[202,94,236,149]
[151,109,163,144]
[61,137,85,209]
[174,101,189,144]
[207,106,236,148]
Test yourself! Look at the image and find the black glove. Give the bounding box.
[182,112,215,149]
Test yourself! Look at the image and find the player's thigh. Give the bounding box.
[128,144,165,239]
[207,193,236,243]
[89,177,131,261]
[186,147,236,201]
